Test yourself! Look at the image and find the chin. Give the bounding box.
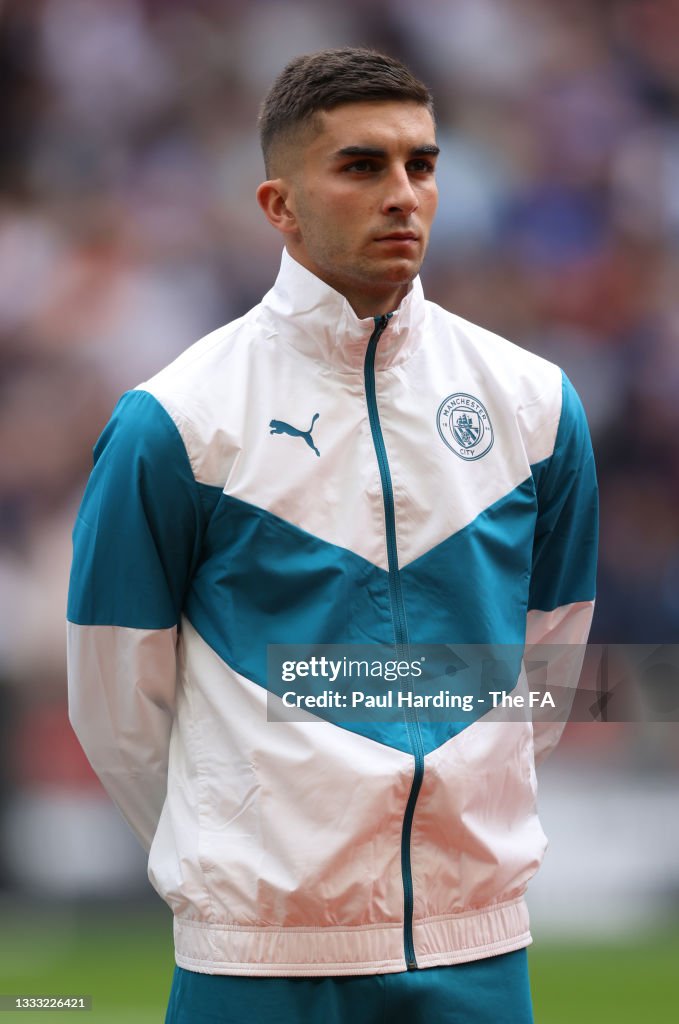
[380,259,421,282]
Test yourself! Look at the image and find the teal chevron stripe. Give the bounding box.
[397,480,534,751]
[402,477,536,647]
[184,494,415,753]
[184,485,535,755]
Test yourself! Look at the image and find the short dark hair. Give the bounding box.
[258,48,434,176]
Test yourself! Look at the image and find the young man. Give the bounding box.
[67,49,598,1023]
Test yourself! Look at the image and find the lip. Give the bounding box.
[376,233,419,241]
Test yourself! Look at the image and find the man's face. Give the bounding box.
[273,100,439,317]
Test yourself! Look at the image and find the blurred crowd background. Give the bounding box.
[1,0,678,953]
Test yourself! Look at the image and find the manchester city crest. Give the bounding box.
[437,393,494,461]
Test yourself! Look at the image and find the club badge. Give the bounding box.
[437,393,494,461]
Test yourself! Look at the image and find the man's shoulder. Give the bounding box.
[426,300,561,385]
[125,303,265,487]
[143,305,260,400]
[424,300,574,461]
[426,299,567,410]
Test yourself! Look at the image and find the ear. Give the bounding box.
[256,179,299,236]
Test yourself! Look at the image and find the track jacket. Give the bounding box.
[67,249,598,977]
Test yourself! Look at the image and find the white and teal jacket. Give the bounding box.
[67,250,598,977]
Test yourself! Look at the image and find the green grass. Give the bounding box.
[529,929,679,1023]
[0,902,677,1022]
[0,902,174,1024]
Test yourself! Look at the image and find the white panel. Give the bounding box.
[67,622,178,851]
[149,618,413,930]
[142,316,391,569]
[375,308,563,567]
[525,601,595,765]
[414,713,547,922]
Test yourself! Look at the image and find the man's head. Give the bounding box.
[258,48,434,179]
[256,48,439,318]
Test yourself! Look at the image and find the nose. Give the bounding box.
[381,165,418,216]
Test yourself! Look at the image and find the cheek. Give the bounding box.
[420,189,438,228]
[293,184,367,255]
[316,201,359,245]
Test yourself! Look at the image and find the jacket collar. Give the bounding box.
[260,249,426,373]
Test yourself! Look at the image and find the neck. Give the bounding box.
[344,284,409,320]
[285,246,410,319]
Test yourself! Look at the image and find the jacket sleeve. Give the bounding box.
[525,372,599,766]
[67,389,206,850]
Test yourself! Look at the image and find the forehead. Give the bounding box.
[307,101,436,157]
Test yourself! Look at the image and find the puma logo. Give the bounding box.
[269,413,320,457]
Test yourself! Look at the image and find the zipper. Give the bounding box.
[363,314,425,971]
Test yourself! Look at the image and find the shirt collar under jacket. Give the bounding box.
[260,248,427,373]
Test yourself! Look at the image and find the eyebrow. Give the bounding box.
[333,144,440,159]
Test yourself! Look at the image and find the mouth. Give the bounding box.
[376,233,419,242]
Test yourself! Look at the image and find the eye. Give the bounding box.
[408,159,435,174]
[343,159,379,173]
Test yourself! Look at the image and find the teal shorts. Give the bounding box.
[165,948,534,1024]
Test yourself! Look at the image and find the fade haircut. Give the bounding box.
[258,48,435,176]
